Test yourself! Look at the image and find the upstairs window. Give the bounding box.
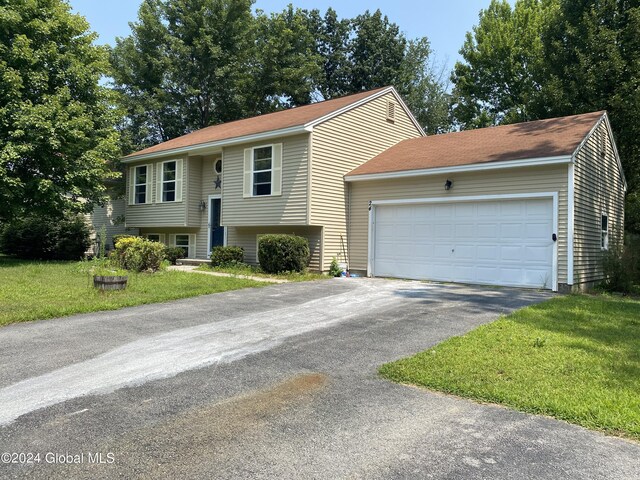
[253,146,272,196]
[601,214,609,250]
[243,144,282,198]
[162,161,177,202]
[134,165,148,204]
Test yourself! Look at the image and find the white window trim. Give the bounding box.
[367,192,559,292]
[214,158,223,175]
[601,213,609,251]
[160,159,178,203]
[134,165,149,205]
[171,233,196,259]
[144,233,166,244]
[250,144,274,197]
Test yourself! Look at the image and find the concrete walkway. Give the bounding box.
[168,264,288,283]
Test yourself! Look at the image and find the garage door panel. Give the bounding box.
[476,223,498,239]
[373,198,554,289]
[500,202,523,216]
[500,223,524,238]
[455,224,475,239]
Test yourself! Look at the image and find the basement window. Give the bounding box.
[601,214,609,250]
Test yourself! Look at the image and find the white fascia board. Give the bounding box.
[305,87,426,136]
[121,125,311,163]
[345,155,572,182]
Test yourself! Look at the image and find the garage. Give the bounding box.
[371,195,557,289]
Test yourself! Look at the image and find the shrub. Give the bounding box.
[329,257,342,277]
[112,234,136,249]
[0,215,91,260]
[210,246,244,267]
[600,234,640,293]
[258,234,309,274]
[164,246,186,265]
[114,236,165,272]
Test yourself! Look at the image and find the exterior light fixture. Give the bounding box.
[199,200,206,212]
[444,179,453,191]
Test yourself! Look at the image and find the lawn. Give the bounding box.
[380,294,640,440]
[0,257,263,326]
[197,263,329,282]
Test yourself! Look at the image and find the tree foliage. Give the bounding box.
[0,0,120,222]
[111,3,452,150]
[452,0,640,232]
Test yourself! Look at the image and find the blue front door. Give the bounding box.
[210,198,224,252]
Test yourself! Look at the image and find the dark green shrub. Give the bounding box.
[258,234,310,274]
[114,236,165,272]
[0,215,91,260]
[600,234,640,293]
[210,246,244,267]
[164,246,186,265]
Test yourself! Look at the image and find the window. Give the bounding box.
[601,214,609,250]
[214,158,222,174]
[252,146,272,196]
[175,234,190,257]
[134,165,148,204]
[146,234,161,243]
[162,161,177,202]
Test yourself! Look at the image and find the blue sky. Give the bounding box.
[68,0,501,71]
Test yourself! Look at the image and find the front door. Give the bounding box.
[209,197,225,252]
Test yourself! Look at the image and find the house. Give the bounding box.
[120,86,424,268]
[345,110,626,292]
[117,86,625,292]
[85,199,138,255]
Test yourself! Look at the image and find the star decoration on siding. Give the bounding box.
[214,175,221,189]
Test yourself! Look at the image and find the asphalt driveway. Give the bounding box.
[0,279,638,479]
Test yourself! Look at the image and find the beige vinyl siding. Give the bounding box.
[126,155,187,227]
[87,198,139,252]
[195,155,223,258]
[185,156,202,227]
[348,165,569,284]
[222,134,309,226]
[227,226,322,271]
[311,91,423,270]
[572,120,625,285]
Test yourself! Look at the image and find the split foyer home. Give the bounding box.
[94,86,625,292]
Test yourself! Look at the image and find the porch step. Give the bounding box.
[177,258,210,266]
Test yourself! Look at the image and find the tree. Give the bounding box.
[111,0,255,149]
[250,5,322,112]
[0,0,120,222]
[349,10,407,92]
[308,8,352,100]
[542,0,640,195]
[397,38,451,134]
[451,0,640,232]
[450,0,552,129]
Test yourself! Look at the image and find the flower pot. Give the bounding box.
[93,275,128,291]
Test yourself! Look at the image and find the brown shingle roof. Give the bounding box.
[126,87,389,159]
[347,111,605,177]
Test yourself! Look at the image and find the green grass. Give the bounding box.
[197,263,329,282]
[0,257,263,326]
[380,294,640,440]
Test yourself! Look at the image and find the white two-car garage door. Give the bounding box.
[372,197,556,289]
